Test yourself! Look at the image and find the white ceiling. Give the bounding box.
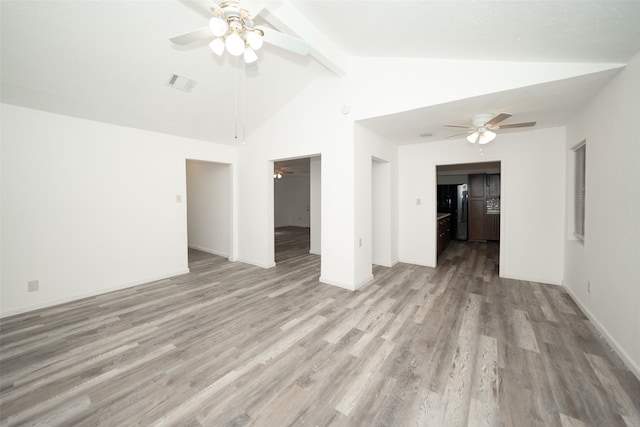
[2,1,640,145]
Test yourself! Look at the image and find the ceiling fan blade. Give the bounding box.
[485,113,512,126]
[446,131,472,139]
[255,25,310,56]
[497,121,537,129]
[475,133,481,144]
[170,27,212,45]
[444,124,473,129]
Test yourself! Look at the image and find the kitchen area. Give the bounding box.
[436,162,501,256]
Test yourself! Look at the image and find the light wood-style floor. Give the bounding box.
[1,227,639,426]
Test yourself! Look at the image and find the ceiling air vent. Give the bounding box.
[167,74,196,92]
[420,131,436,138]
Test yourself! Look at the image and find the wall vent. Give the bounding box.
[167,74,196,92]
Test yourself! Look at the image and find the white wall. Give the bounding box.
[237,75,356,286]
[1,104,237,316]
[274,175,310,228]
[399,127,566,285]
[353,124,399,287]
[186,160,230,257]
[309,156,321,255]
[564,52,640,377]
[350,58,624,121]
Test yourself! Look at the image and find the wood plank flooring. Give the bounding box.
[1,227,639,426]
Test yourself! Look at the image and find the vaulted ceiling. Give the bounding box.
[2,1,640,144]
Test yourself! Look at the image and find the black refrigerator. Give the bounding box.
[437,184,468,240]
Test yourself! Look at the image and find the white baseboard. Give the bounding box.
[354,274,375,290]
[0,269,190,319]
[398,257,434,268]
[502,273,561,286]
[318,274,374,291]
[188,245,229,258]
[373,259,399,268]
[318,276,355,291]
[236,258,276,269]
[563,282,640,381]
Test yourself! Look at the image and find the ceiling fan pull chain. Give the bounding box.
[234,55,239,140]
[242,59,247,143]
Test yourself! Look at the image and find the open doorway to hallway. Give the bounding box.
[185,159,231,265]
[372,157,392,268]
[273,156,321,263]
[436,161,501,264]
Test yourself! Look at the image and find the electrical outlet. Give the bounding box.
[28,280,39,292]
[176,195,182,203]
[416,198,421,205]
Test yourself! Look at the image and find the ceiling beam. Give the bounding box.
[261,1,349,76]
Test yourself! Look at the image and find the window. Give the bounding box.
[573,141,586,241]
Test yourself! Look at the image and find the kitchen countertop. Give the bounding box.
[437,212,451,220]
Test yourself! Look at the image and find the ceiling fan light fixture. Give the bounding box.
[225,32,244,56]
[209,38,225,56]
[479,130,496,144]
[246,30,264,50]
[209,16,228,37]
[467,130,497,144]
[243,46,258,63]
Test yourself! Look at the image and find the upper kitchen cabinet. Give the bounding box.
[469,174,486,198]
[487,174,501,198]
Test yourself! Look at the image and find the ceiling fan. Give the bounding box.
[274,168,293,179]
[445,113,536,144]
[170,0,310,64]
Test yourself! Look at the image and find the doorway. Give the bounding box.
[436,161,501,261]
[372,157,392,267]
[185,160,231,263]
[273,156,321,262]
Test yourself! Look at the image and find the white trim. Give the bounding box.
[0,269,190,319]
[373,260,399,268]
[188,245,229,258]
[236,258,276,269]
[571,139,586,151]
[563,282,640,381]
[501,273,561,286]
[321,274,376,291]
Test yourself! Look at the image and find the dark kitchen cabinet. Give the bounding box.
[487,174,501,198]
[469,199,485,241]
[484,213,500,241]
[437,215,451,255]
[469,174,486,198]
[469,173,500,241]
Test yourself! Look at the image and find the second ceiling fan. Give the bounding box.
[446,113,536,144]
